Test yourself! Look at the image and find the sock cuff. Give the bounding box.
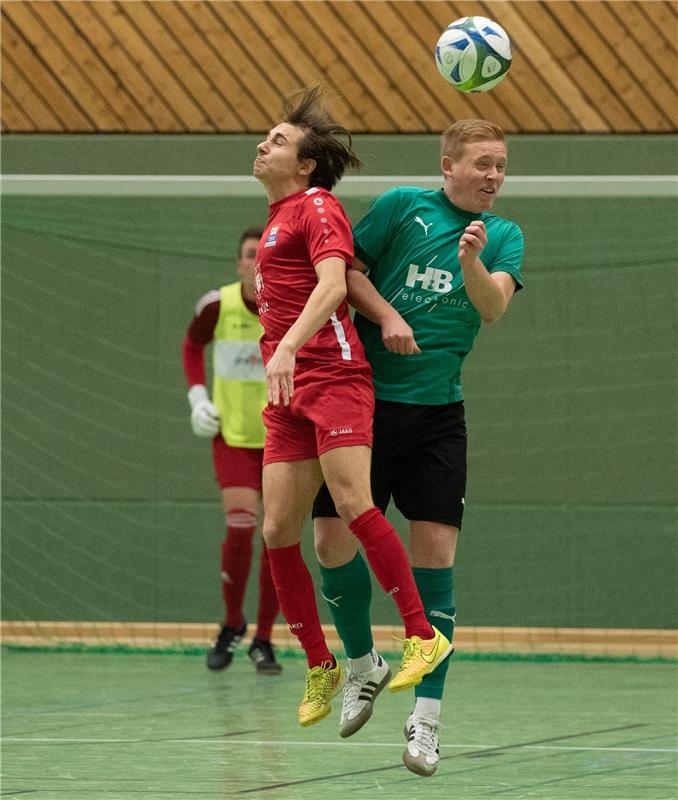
[318,551,368,579]
[267,542,302,563]
[348,506,382,533]
[413,565,454,592]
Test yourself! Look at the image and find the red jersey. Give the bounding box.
[255,187,367,365]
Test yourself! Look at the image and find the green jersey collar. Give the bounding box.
[436,189,484,221]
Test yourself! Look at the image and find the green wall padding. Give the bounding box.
[2,136,677,629]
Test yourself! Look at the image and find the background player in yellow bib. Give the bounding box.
[313,120,524,775]
[182,227,281,675]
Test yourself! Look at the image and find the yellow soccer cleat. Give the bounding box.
[389,626,453,693]
[298,660,344,727]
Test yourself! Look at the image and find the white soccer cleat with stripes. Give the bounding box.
[339,656,391,738]
[403,713,441,776]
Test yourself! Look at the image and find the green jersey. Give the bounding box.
[353,187,524,404]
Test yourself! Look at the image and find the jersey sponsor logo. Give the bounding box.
[215,341,265,380]
[400,291,469,309]
[406,263,455,293]
[235,352,263,370]
[264,225,279,248]
[414,216,433,235]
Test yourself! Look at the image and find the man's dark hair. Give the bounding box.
[238,227,264,257]
[282,87,362,191]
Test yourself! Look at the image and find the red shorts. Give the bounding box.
[262,360,375,465]
[211,435,263,491]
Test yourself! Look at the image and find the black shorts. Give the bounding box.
[312,398,467,528]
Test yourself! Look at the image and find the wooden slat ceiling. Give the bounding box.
[2,0,677,133]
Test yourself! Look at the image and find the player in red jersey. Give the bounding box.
[252,87,453,728]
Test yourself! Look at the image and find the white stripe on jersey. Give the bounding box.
[194,289,220,317]
[329,313,352,361]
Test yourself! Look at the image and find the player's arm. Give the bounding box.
[458,221,516,324]
[183,291,221,437]
[266,257,347,406]
[347,259,420,355]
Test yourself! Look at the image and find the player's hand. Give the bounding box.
[266,343,295,407]
[381,312,421,355]
[188,385,221,438]
[458,220,487,267]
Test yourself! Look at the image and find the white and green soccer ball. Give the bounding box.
[435,16,512,93]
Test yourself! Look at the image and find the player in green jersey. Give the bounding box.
[313,119,524,776]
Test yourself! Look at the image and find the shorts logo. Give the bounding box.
[329,427,353,436]
[264,225,279,248]
[289,622,303,629]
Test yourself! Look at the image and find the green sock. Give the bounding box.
[414,566,455,701]
[319,552,373,659]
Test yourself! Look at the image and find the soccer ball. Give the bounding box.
[435,16,512,93]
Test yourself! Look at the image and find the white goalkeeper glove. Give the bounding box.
[188,384,221,438]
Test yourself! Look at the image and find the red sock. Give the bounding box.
[266,543,333,667]
[349,507,433,640]
[255,543,280,642]
[221,509,256,629]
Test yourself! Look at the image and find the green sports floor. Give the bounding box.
[2,650,676,800]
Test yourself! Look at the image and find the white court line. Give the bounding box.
[3,737,676,753]
[1,174,676,197]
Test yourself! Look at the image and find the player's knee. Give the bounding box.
[314,528,357,568]
[330,490,372,525]
[261,515,300,549]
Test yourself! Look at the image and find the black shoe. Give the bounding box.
[247,637,282,675]
[206,621,246,671]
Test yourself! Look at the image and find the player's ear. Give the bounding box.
[441,154,454,177]
[299,158,316,178]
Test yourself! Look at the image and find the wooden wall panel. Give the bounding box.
[584,1,674,126]
[611,2,676,88]
[60,1,174,130]
[2,0,677,134]
[31,1,152,130]
[266,1,376,129]
[4,1,120,128]
[511,1,608,131]
[537,1,641,130]
[210,1,313,120]
[1,50,64,129]
[95,1,211,130]
[2,8,93,129]
[553,1,670,130]
[0,83,34,130]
